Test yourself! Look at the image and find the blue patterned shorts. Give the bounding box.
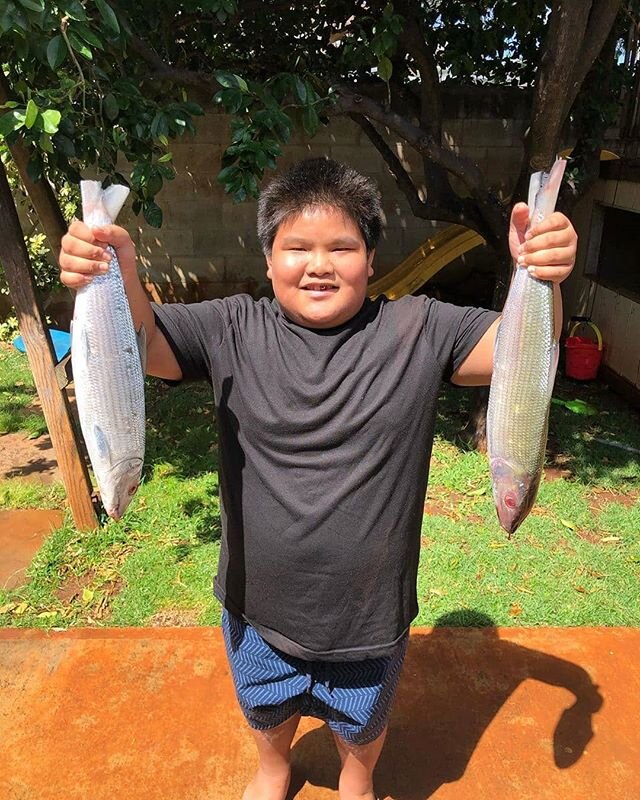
[222,609,408,745]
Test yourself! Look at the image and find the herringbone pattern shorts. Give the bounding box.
[222,609,408,745]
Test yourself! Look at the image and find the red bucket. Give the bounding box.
[564,320,603,380]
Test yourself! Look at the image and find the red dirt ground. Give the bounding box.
[0,625,638,800]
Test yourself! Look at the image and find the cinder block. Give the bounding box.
[225,255,269,282]
[138,229,194,259]
[169,256,224,282]
[163,200,223,230]
[193,112,233,145]
[222,200,260,231]
[193,228,261,257]
[613,180,640,211]
[330,144,384,176]
[465,118,514,148]
[599,179,617,206]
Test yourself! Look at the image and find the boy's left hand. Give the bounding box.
[508,202,577,283]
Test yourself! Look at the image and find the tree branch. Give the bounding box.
[562,0,623,120]
[351,113,489,236]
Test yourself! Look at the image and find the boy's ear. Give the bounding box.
[266,253,272,280]
[367,249,375,277]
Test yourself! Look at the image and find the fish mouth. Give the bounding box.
[490,457,541,536]
[101,457,143,520]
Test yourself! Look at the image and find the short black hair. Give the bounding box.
[257,157,383,255]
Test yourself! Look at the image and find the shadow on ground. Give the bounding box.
[435,376,640,486]
[287,610,603,800]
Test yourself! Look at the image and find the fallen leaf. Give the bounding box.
[81,588,94,604]
[560,519,577,531]
[466,486,487,496]
[600,536,621,543]
[489,540,508,549]
[509,603,523,617]
[0,602,17,614]
[36,610,58,618]
[13,602,29,615]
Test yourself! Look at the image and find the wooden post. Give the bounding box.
[0,159,98,530]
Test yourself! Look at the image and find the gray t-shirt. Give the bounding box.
[152,294,498,660]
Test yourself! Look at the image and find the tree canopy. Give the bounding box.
[0,0,636,286]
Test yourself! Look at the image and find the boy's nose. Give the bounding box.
[306,252,333,276]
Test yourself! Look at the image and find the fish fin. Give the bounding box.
[534,158,567,220]
[80,180,130,224]
[527,171,543,214]
[102,184,130,222]
[80,180,103,219]
[93,424,111,462]
[136,323,147,375]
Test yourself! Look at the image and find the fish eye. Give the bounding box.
[504,492,517,510]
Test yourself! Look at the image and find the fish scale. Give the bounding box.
[71,181,145,520]
[487,158,566,535]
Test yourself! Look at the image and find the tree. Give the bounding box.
[0,0,636,442]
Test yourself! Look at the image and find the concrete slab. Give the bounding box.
[0,509,65,590]
[0,626,638,799]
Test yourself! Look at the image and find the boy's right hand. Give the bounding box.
[59,221,137,289]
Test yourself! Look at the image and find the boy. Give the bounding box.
[59,158,577,800]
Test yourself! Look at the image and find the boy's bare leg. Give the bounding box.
[243,713,301,800]
[331,726,387,800]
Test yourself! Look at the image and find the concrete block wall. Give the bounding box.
[123,101,528,304]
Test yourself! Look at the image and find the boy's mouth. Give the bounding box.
[301,283,338,292]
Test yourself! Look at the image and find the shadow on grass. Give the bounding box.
[287,610,604,800]
[435,377,640,487]
[173,497,222,561]
[143,377,219,481]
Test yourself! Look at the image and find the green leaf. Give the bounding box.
[293,76,307,104]
[18,0,45,11]
[217,164,240,184]
[74,22,104,50]
[39,132,54,153]
[143,201,163,228]
[41,109,61,134]
[378,55,393,82]
[158,152,172,162]
[302,104,319,136]
[61,0,87,21]
[0,110,26,137]
[68,30,93,60]
[95,0,120,33]
[47,35,67,70]
[103,93,119,121]
[560,518,577,532]
[215,71,249,93]
[24,99,39,130]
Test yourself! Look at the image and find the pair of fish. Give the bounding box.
[71,181,145,520]
[487,158,567,536]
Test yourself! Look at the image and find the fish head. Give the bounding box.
[490,457,540,536]
[100,457,143,520]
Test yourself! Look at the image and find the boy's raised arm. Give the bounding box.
[451,206,577,387]
[59,220,182,381]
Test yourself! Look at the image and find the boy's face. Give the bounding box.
[266,205,374,329]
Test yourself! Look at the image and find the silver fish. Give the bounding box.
[487,158,567,536]
[71,181,146,520]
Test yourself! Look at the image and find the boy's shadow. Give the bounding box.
[287,611,603,799]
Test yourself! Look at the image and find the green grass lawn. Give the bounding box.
[1,340,639,629]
